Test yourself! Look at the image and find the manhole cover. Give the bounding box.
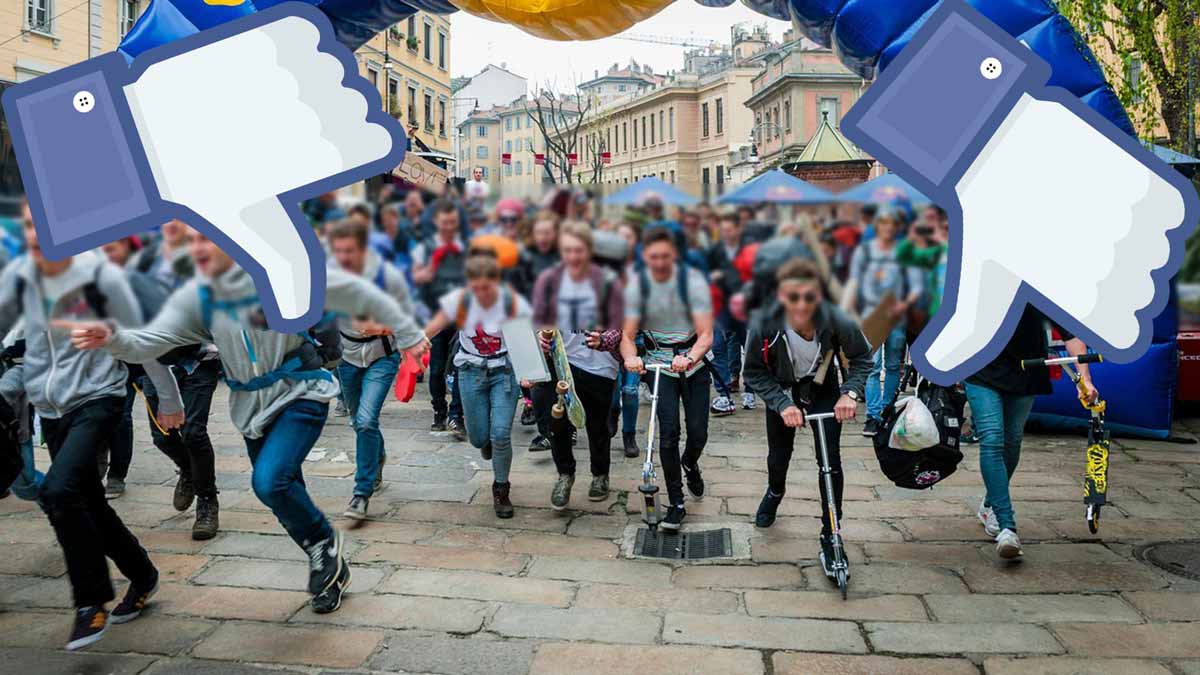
[633,528,733,560]
[1136,541,1200,580]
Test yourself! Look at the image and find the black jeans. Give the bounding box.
[143,360,221,498]
[644,365,710,505]
[764,377,843,535]
[533,364,616,477]
[429,327,463,422]
[39,396,157,608]
[105,379,137,481]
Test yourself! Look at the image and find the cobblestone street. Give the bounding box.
[3,388,1200,674]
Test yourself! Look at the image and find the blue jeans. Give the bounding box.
[338,354,401,497]
[457,364,517,484]
[620,367,640,435]
[709,328,733,397]
[11,438,44,500]
[866,325,907,420]
[964,383,1036,533]
[244,399,333,549]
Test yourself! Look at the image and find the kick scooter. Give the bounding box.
[640,364,668,532]
[1021,353,1108,533]
[807,412,849,600]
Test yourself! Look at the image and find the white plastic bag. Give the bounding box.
[889,397,940,452]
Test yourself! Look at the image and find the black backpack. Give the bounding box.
[0,391,25,494]
[872,366,966,490]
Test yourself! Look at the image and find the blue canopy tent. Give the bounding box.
[718,169,836,205]
[838,172,931,206]
[605,177,698,207]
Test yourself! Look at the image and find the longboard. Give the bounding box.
[545,328,586,429]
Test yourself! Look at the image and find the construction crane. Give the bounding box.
[616,33,721,49]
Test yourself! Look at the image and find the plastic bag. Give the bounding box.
[889,396,939,452]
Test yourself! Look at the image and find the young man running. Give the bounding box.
[531,221,624,509]
[743,260,871,580]
[620,226,714,531]
[327,220,417,521]
[0,204,184,650]
[63,227,428,615]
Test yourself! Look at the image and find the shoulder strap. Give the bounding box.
[454,290,470,329]
[82,265,108,319]
[198,285,214,330]
[505,285,518,319]
[15,278,24,316]
[676,263,692,318]
[638,266,650,320]
[599,269,614,329]
[373,266,387,291]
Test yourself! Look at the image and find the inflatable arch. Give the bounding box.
[119,0,1180,436]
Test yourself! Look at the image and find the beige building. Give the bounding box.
[459,108,502,185]
[355,13,453,155]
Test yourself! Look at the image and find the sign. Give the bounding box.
[501,153,512,165]
[534,153,545,166]
[568,153,578,166]
[601,151,612,165]
[392,152,448,192]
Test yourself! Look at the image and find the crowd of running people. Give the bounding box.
[0,174,1098,651]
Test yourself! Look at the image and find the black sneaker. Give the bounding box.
[104,477,126,500]
[755,489,783,528]
[661,504,686,531]
[588,475,610,501]
[520,403,536,426]
[492,481,514,519]
[344,495,369,521]
[819,533,850,581]
[528,435,551,453]
[304,530,345,595]
[622,432,639,458]
[682,463,705,499]
[66,606,107,651]
[447,419,466,442]
[173,473,195,512]
[430,415,448,433]
[550,474,574,511]
[480,441,493,461]
[192,495,219,541]
[109,572,159,624]
[861,418,880,438]
[311,563,351,614]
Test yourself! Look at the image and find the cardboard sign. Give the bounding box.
[502,316,551,384]
[392,152,448,192]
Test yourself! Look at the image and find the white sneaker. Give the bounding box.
[742,392,757,410]
[710,396,736,416]
[995,528,1023,560]
[977,496,1000,537]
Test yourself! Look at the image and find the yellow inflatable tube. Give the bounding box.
[451,0,676,40]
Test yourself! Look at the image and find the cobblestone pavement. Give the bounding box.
[3,387,1200,674]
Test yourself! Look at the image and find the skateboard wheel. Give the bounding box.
[556,380,569,395]
[552,404,565,419]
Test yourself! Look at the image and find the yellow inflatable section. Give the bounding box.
[451,0,676,40]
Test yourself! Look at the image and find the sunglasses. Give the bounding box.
[499,216,520,224]
[784,291,819,305]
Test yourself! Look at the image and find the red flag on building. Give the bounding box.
[501,153,512,165]
[534,153,545,166]
[601,151,612,165]
[568,153,578,166]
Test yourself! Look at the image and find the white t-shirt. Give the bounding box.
[556,274,618,380]
[439,288,532,369]
[784,326,820,380]
[464,179,490,201]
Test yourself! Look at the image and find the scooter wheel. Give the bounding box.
[837,569,848,601]
[1087,506,1100,534]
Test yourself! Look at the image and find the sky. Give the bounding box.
[450,2,791,91]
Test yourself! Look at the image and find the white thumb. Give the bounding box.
[921,238,1022,376]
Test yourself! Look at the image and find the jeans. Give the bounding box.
[106,379,137,481]
[764,377,843,535]
[143,360,221,499]
[39,396,157,608]
[964,382,1036,533]
[709,329,733,398]
[533,364,616,477]
[244,399,333,549]
[11,438,44,501]
[645,366,710,505]
[458,364,518,484]
[619,367,640,435]
[429,328,463,422]
[337,353,401,497]
[721,315,751,393]
[866,324,907,420]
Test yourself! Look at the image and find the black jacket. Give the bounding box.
[743,300,873,414]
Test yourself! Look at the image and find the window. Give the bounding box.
[641,117,647,148]
[476,146,488,159]
[438,31,447,69]
[701,103,710,137]
[783,99,792,132]
[716,164,725,195]
[506,163,512,176]
[633,120,638,148]
[773,106,781,137]
[26,0,52,33]
[505,117,512,131]
[407,85,418,126]
[423,22,432,61]
[477,125,488,137]
[119,0,139,38]
[506,140,512,153]
[669,107,674,140]
[618,84,627,92]
[716,98,724,135]
[424,93,433,131]
[407,17,417,46]
[516,161,523,176]
[819,96,840,124]
[514,116,520,130]
[650,114,656,145]
[659,111,665,143]
[387,78,399,116]
[367,67,379,89]
[438,100,446,136]
[1128,55,1144,103]
[623,122,628,152]
[480,167,488,178]
[669,169,675,184]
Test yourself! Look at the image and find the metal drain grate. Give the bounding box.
[634,528,733,560]
[1136,541,1200,581]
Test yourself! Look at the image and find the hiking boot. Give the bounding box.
[109,571,159,625]
[622,432,640,458]
[304,530,346,595]
[311,563,351,614]
[192,495,219,541]
[430,414,448,433]
[344,495,369,521]
[66,606,107,651]
[819,533,850,580]
[550,474,575,511]
[492,481,514,519]
[710,395,736,416]
[528,435,551,453]
[104,477,126,500]
[755,489,784,528]
[520,402,536,426]
[480,441,493,461]
[995,529,1023,560]
[861,418,880,438]
[661,504,686,531]
[447,418,466,442]
[588,475,610,502]
[173,473,195,512]
[682,463,705,499]
[977,496,1000,537]
[742,392,757,410]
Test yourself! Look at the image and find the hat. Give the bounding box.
[496,198,523,218]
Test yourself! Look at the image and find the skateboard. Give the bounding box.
[542,329,586,429]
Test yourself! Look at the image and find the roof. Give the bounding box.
[795,112,861,164]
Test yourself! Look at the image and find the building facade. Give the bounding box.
[579,61,665,106]
[452,64,529,176]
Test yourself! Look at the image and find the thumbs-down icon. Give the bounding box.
[2,2,404,332]
[843,0,1199,386]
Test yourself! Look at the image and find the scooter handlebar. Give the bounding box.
[1020,353,1103,370]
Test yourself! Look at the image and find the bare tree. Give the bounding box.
[524,80,592,184]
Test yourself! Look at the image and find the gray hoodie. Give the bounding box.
[330,249,416,368]
[0,251,182,419]
[104,263,424,439]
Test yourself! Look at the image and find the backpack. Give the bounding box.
[0,392,23,494]
[126,270,171,321]
[421,236,466,308]
[872,365,966,490]
[338,267,395,356]
[637,263,692,326]
[454,285,518,330]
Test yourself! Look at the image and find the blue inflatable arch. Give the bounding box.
[119,0,1179,436]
